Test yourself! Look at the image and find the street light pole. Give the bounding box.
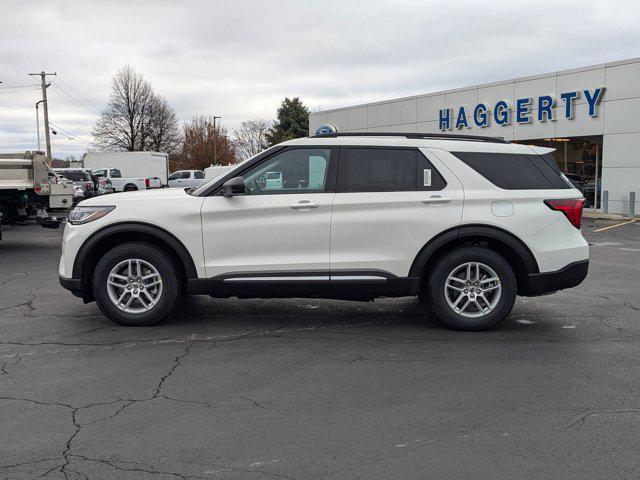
[35,100,44,152]
[212,116,221,165]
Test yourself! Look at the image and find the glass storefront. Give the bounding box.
[516,136,603,209]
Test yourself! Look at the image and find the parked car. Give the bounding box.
[59,132,588,330]
[168,170,206,189]
[93,175,115,196]
[53,168,96,200]
[91,168,148,192]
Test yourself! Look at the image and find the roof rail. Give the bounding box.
[310,132,509,144]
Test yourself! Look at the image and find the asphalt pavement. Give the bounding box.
[1,218,639,480]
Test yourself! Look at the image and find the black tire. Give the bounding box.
[123,184,138,191]
[92,242,181,326]
[427,247,517,331]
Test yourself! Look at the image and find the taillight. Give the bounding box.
[85,182,93,190]
[145,178,150,188]
[544,198,585,229]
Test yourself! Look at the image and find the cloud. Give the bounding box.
[1,0,639,158]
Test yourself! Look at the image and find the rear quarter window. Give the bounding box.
[451,152,570,190]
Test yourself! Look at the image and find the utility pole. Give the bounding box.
[212,116,221,165]
[29,71,56,161]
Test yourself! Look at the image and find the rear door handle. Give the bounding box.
[290,200,319,210]
[422,195,452,204]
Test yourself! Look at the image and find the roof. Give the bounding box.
[280,133,539,154]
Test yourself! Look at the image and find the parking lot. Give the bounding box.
[1,219,639,479]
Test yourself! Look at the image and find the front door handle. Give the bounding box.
[290,200,319,210]
[422,195,452,204]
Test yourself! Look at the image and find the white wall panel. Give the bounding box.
[602,133,640,168]
[346,107,367,131]
[603,98,640,134]
[416,94,445,122]
[326,110,348,131]
[603,62,640,101]
[366,103,390,128]
[390,99,417,125]
[477,83,515,107]
[514,76,555,104]
[555,102,604,137]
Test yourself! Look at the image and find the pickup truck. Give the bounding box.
[167,170,206,189]
[92,167,160,192]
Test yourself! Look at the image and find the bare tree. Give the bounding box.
[178,115,236,171]
[232,118,272,161]
[93,65,181,155]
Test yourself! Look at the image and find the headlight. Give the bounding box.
[68,206,115,225]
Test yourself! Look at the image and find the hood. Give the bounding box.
[78,187,191,206]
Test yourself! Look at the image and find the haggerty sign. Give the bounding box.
[438,87,605,131]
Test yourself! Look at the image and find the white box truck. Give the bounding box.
[83,152,169,190]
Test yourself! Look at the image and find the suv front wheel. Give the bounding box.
[428,247,517,331]
[92,242,181,326]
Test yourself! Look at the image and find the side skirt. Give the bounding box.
[186,271,420,300]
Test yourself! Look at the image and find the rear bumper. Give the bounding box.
[522,260,589,296]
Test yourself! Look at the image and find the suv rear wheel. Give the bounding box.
[92,242,180,326]
[428,247,517,331]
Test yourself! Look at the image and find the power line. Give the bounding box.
[56,77,101,110]
[49,112,94,137]
[49,121,94,147]
[50,82,101,116]
[0,84,40,89]
[0,105,32,111]
[0,87,40,94]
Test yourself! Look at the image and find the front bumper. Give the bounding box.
[59,275,83,298]
[522,260,589,296]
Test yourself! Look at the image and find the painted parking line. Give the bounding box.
[593,219,637,233]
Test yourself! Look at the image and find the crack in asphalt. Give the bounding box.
[0,272,27,288]
[69,454,206,479]
[0,353,22,376]
[561,409,640,430]
[0,342,210,479]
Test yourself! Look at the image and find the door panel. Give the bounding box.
[200,147,336,278]
[330,147,464,277]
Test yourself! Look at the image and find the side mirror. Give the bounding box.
[221,176,246,197]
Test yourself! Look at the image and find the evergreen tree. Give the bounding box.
[266,97,309,145]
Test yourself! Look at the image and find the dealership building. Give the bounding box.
[309,57,640,215]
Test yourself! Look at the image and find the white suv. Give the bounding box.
[59,133,588,330]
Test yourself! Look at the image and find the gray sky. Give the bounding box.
[1,0,639,158]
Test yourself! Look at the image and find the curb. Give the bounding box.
[583,210,637,220]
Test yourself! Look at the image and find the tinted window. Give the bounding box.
[242,148,330,195]
[110,169,122,178]
[168,172,181,181]
[93,169,106,177]
[194,171,205,179]
[339,148,446,192]
[452,152,570,190]
[57,170,90,181]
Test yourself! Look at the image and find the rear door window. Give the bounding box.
[451,152,570,190]
[338,148,446,192]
